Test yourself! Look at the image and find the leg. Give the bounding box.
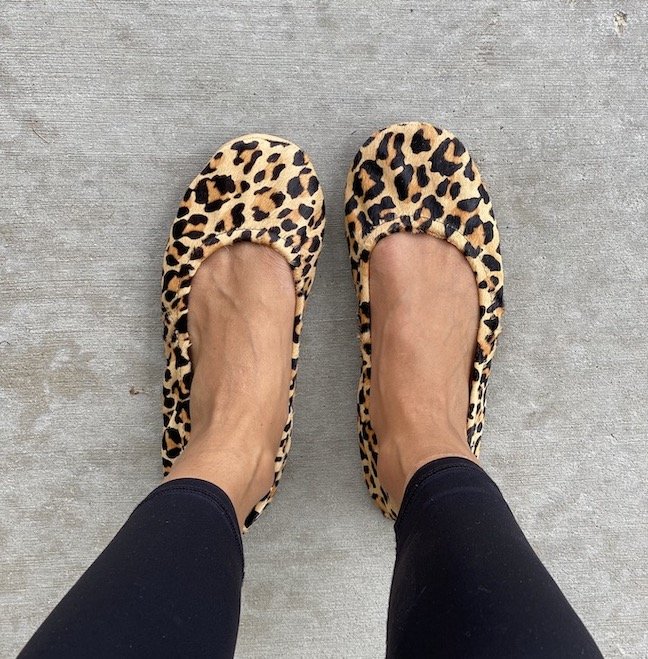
[21,243,295,657]
[369,234,602,657]
[387,458,602,657]
[20,479,243,659]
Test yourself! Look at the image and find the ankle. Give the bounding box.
[165,434,277,528]
[377,435,477,509]
[374,411,477,506]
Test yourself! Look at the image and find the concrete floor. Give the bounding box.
[1,1,647,657]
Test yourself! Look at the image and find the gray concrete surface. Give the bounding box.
[1,1,647,656]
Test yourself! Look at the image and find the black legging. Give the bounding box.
[20,458,602,658]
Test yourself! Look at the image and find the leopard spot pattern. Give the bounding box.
[162,134,325,530]
[344,122,504,519]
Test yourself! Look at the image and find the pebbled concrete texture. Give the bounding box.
[1,1,647,656]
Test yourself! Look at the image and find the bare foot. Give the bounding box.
[369,233,479,509]
[164,243,295,528]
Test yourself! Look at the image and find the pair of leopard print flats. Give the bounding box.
[161,122,504,530]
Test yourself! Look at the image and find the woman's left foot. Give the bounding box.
[164,243,295,529]
[161,134,326,529]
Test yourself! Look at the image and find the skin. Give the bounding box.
[165,233,478,527]
[368,233,479,508]
[164,243,294,528]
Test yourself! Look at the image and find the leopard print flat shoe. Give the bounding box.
[162,134,325,530]
[344,122,504,519]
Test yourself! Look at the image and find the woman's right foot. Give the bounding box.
[369,233,479,509]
